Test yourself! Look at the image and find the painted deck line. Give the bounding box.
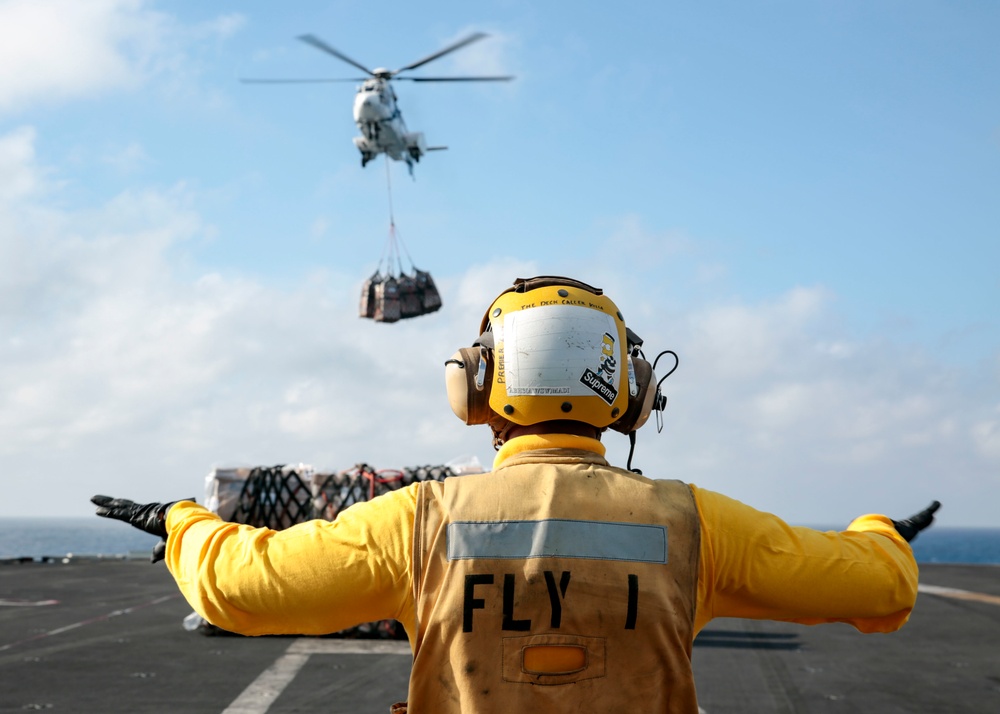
[222,638,411,714]
[918,583,1000,606]
[0,599,59,607]
[0,593,179,652]
[222,645,310,714]
[288,638,411,655]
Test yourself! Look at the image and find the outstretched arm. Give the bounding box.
[94,489,419,642]
[691,487,933,634]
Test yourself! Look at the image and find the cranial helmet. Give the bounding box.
[445,276,663,447]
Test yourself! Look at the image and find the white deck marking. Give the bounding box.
[0,599,59,607]
[221,647,310,714]
[221,639,411,714]
[918,583,1000,606]
[0,594,178,652]
[288,639,411,655]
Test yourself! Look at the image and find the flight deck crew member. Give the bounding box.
[94,275,939,714]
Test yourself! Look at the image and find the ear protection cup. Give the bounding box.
[608,357,659,434]
[444,347,494,425]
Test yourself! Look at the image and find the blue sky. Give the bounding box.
[1,0,998,526]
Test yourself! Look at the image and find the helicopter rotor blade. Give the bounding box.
[298,34,376,77]
[399,76,514,82]
[240,78,366,84]
[393,32,489,74]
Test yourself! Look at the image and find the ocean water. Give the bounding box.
[0,517,161,559]
[0,518,998,564]
[909,527,1000,565]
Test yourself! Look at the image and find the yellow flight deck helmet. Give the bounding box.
[445,276,668,449]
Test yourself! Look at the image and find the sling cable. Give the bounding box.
[358,159,442,322]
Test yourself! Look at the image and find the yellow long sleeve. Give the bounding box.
[691,485,919,634]
[164,485,419,644]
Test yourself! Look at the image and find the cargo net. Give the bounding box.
[313,464,453,521]
[193,462,459,640]
[230,465,313,530]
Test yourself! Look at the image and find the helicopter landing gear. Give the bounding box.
[361,151,374,168]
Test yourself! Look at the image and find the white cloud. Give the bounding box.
[0,0,245,114]
[0,124,491,512]
[972,410,1000,461]
[607,277,1000,525]
[2,126,998,526]
[101,141,148,174]
[603,213,692,259]
[193,12,244,41]
[684,286,831,380]
[0,0,155,111]
[0,126,46,201]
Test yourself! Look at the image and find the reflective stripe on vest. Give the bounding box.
[447,519,667,563]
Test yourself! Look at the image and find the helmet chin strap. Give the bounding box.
[489,416,514,451]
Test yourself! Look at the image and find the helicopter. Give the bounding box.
[241,33,513,175]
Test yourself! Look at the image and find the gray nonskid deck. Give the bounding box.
[1,561,997,713]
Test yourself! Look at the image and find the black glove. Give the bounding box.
[891,500,941,543]
[91,495,193,563]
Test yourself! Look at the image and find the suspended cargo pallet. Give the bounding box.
[360,220,442,322]
[360,268,442,323]
[355,156,444,321]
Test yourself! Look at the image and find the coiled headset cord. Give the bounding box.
[626,350,679,474]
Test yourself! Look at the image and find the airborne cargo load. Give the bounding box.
[359,268,442,323]
[360,221,442,322]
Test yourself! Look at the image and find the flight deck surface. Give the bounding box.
[1,560,997,713]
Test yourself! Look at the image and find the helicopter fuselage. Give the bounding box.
[242,33,509,174]
[352,78,428,171]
